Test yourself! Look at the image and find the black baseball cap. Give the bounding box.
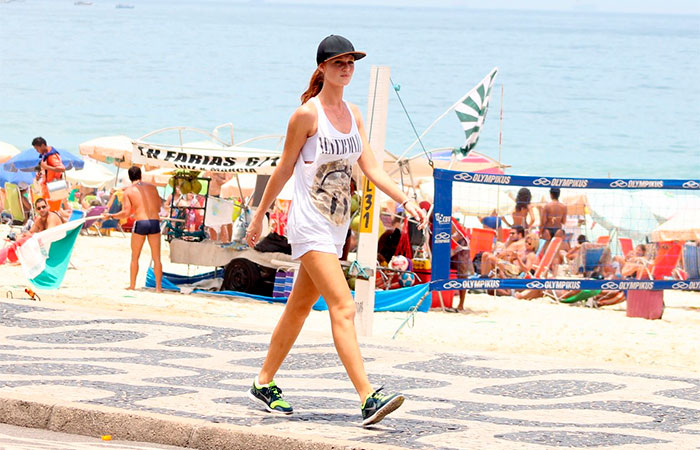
[316,35,366,65]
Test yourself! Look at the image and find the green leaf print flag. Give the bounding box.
[454,67,498,156]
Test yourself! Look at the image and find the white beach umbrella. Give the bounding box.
[78,135,133,168]
[417,177,514,217]
[0,141,20,164]
[651,209,700,242]
[65,160,117,189]
[586,190,659,242]
[220,173,257,199]
[639,190,700,222]
[220,174,295,201]
[141,168,175,187]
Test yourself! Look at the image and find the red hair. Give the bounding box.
[300,68,324,104]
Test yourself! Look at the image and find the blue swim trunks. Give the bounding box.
[133,219,161,236]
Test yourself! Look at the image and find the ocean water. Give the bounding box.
[1,0,698,178]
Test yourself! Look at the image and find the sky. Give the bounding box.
[268,0,700,15]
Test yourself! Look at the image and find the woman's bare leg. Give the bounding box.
[297,251,372,401]
[258,264,320,384]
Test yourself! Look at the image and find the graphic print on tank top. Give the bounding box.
[311,159,353,225]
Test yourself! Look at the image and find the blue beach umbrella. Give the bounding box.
[3,147,84,172]
[0,167,36,187]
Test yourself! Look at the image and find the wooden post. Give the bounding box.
[354,65,391,337]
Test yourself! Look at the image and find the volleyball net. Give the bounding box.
[430,169,700,292]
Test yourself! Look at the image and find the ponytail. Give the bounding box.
[301,68,324,104]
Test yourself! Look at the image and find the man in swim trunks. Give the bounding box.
[109,166,163,292]
[540,187,567,238]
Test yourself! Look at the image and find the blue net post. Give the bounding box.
[431,169,454,291]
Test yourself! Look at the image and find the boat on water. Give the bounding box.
[115,3,134,8]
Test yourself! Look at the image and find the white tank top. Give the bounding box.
[287,97,363,248]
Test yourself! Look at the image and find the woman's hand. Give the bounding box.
[245,216,263,248]
[404,200,428,230]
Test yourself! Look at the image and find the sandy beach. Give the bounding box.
[2,227,699,375]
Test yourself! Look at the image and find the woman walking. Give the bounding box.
[245,35,426,426]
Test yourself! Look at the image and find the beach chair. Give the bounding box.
[99,194,126,237]
[579,244,607,278]
[498,227,511,243]
[81,205,107,236]
[530,237,562,279]
[682,243,699,280]
[468,228,496,258]
[619,237,634,258]
[68,209,85,222]
[596,235,610,245]
[638,241,683,280]
[3,182,26,228]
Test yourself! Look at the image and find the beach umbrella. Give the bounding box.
[586,190,659,242]
[638,190,700,222]
[3,147,84,172]
[65,160,117,189]
[384,148,508,185]
[78,135,133,168]
[141,168,175,187]
[0,142,20,164]
[651,209,700,242]
[559,193,588,217]
[219,174,295,201]
[417,177,514,217]
[0,166,36,187]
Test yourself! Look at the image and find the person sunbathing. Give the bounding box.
[499,233,539,276]
[483,231,538,279]
[25,197,64,236]
[480,226,526,277]
[616,244,650,279]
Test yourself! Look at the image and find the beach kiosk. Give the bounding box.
[131,125,296,296]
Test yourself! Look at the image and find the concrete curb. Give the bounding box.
[0,395,402,450]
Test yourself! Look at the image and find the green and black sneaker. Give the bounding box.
[361,387,404,426]
[248,378,293,415]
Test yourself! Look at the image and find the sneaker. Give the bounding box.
[248,379,293,415]
[361,387,404,426]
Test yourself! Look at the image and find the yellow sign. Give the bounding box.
[360,176,375,233]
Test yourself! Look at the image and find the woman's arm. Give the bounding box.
[246,105,315,247]
[352,104,426,228]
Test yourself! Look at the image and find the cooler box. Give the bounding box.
[626,290,664,320]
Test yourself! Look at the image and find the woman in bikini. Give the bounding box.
[504,187,536,230]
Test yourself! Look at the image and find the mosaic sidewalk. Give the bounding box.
[1,299,699,449]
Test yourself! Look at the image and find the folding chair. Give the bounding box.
[81,206,107,236]
[638,241,683,280]
[596,235,610,245]
[579,244,607,278]
[682,243,699,280]
[530,237,562,279]
[468,227,496,257]
[100,195,126,237]
[3,182,27,230]
[619,237,634,258]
